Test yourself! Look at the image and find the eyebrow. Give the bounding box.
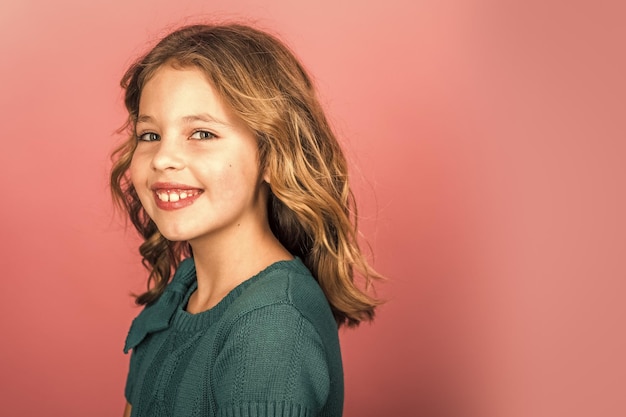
[136,113,231,127]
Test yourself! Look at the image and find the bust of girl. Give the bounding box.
[111,23,381,417]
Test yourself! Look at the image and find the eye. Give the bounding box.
[137,132,160,142]
[190,130,217,140]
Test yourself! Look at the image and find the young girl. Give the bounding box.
[111,23,380,417]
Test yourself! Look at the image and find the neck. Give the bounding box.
[186,220,291,313]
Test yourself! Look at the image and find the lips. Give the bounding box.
[150,182,203,210]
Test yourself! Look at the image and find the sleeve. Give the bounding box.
[124,343,146,404]
[124,349,136,403]
[213,303,330,417]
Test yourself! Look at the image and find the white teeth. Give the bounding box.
[155,189,199,202]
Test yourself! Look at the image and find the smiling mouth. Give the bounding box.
[155,189,203,202]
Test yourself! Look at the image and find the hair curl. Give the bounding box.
[111,23,381,327]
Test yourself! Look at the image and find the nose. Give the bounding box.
[151,137,185,171]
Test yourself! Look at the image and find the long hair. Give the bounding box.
[111,23,381,327]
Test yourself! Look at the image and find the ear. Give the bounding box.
[262,167,271,184]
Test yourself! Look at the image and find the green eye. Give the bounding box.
[138,132,160,142]
[190,131,216,140]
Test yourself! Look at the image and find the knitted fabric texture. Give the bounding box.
[124,258,344,417]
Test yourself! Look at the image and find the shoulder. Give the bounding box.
[229,258,336,334]
[209,259,344,413]
[212,257,341,358]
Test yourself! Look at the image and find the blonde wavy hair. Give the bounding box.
[111,23,381,327]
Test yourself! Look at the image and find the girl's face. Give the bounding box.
[130,65,268,246]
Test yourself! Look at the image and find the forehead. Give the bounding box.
[140,65,214,108]
[136,64,252,137]
[138,65,231,122]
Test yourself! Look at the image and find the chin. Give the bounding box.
[162,235,189,243]
[154,226,193,242]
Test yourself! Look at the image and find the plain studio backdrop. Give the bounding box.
[0,1,623,416]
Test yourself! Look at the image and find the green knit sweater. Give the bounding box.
[124,257,343,417]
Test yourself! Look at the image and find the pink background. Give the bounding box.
[0,1,624,416]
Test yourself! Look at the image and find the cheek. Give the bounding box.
[209,163,260,203]
[128,154,154,210]
[129,153,146,187]
[212,166,241,199]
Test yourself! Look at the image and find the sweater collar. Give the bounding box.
[123,258,196,353]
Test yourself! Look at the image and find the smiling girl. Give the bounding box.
[111,24,381,417]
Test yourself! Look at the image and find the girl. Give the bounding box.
[111,23,381,417]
